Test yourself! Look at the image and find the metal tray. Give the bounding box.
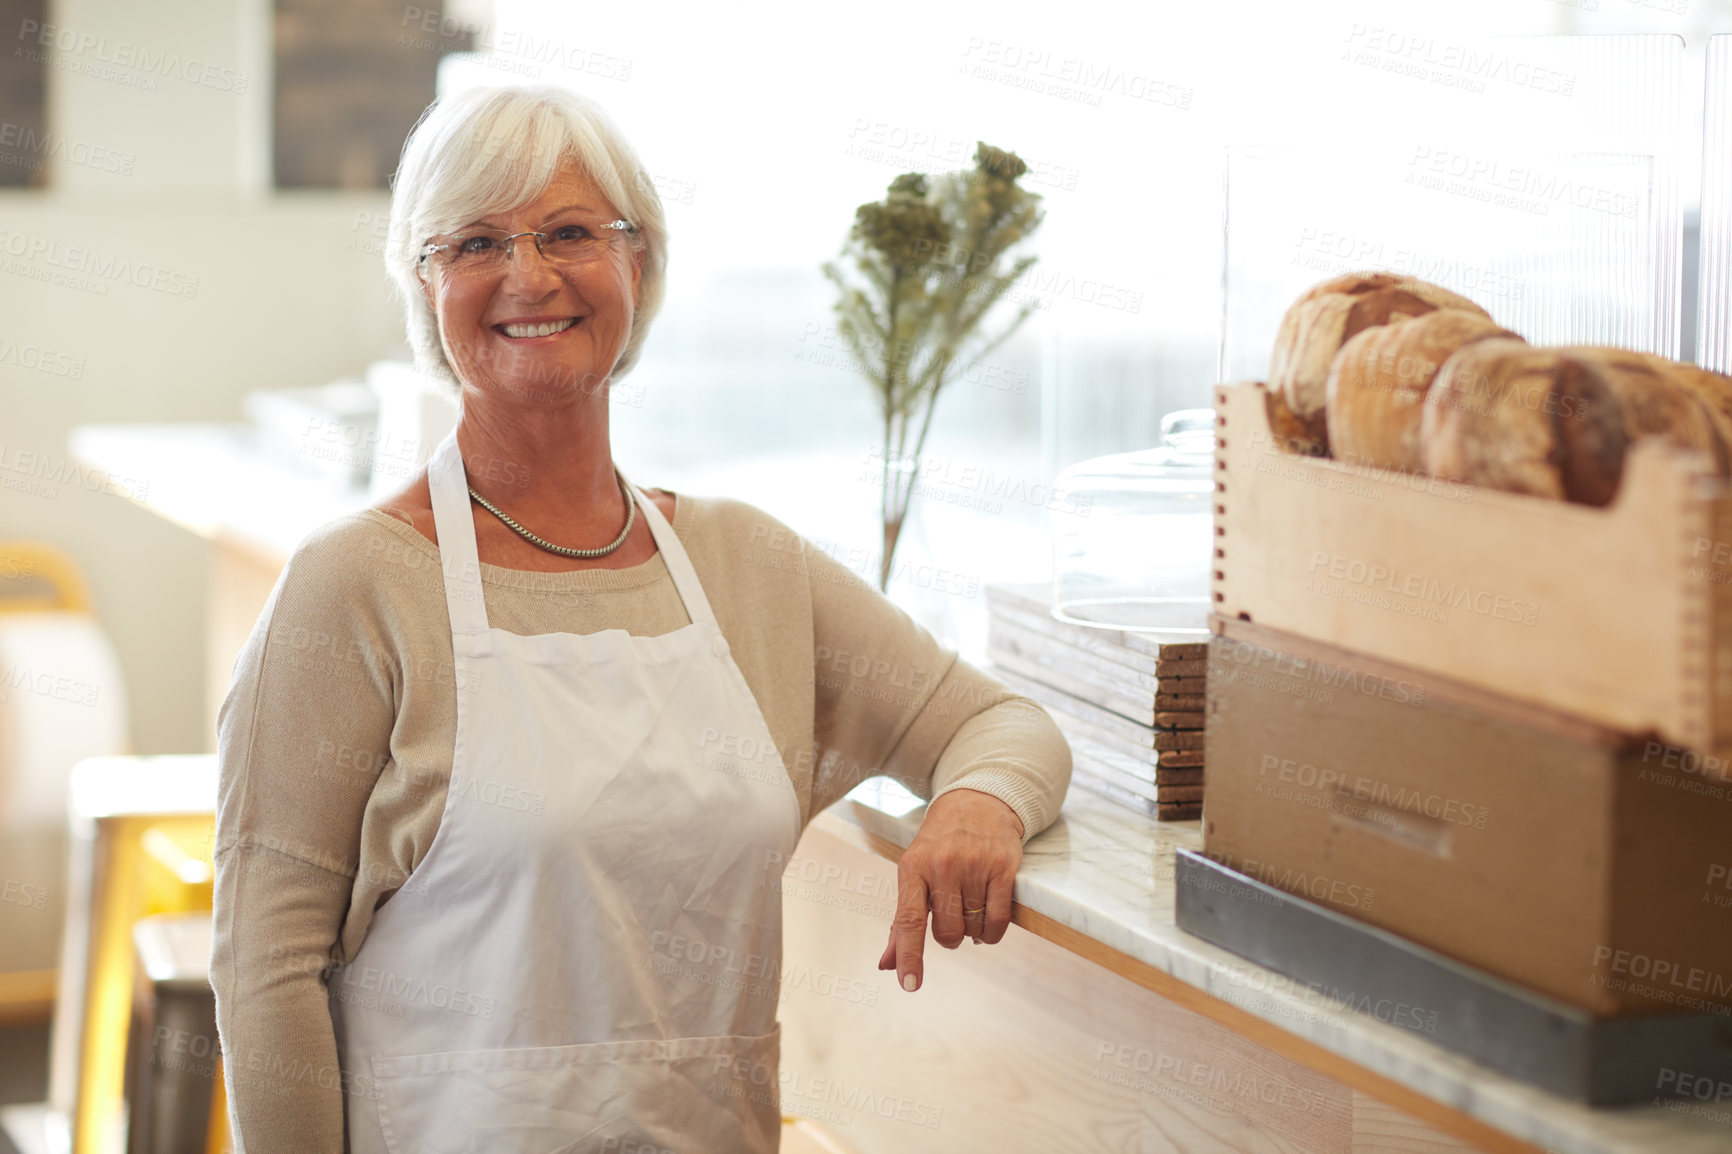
[1175,848,1732,1104]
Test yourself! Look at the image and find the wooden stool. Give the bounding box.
[126,914,222,1154]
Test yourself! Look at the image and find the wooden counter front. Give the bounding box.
[778,816,1491,1153]
[775,789,1732,1154]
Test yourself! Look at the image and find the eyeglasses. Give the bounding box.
[418,218,638,282]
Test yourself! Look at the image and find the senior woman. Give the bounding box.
[211,83,1070,1153]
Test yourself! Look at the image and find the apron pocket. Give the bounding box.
[369,1026,782,1154]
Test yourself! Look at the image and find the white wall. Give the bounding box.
[0,0,406,755]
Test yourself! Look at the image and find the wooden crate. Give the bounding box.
[1204,621,1732,1018]
[1212,381,1732,754]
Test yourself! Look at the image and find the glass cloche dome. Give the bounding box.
[1050,409,1215,633]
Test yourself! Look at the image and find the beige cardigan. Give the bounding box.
[210,492,1072,1152]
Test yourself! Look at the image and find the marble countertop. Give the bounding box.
[830,780,1732,1154]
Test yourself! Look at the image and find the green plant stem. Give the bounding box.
[879,288,902,591]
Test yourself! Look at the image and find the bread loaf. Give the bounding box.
[1566,348,1731,474]
[1285,271,1488,317]
[1636,354,1732,464]
[1264,387,1325,456]
[1653,357,1732,426]
[1269,273,1494,449]
[1422,341,1627,505]
[1326,310,1520,472]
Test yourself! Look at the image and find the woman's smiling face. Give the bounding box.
[421,160,643,407]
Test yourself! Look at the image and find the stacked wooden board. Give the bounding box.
[984,583,1208,821]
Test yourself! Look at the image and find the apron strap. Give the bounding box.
[427,428,716,633]
[427,430,492,636]
[627,480,718,629]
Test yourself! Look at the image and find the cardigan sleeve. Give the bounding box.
[210,521,402,1154]
[800,540,1071,841]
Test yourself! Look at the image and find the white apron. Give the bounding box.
[329,431,800,1154]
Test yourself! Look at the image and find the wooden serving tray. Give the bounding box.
[1212,381,1732,754]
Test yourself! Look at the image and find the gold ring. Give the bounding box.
[964,906,986,916]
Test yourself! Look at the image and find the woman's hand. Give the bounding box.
[877,788,1025,992]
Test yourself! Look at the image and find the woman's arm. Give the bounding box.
[803,543,1071,832]
[807,554,1066,821]
[210,522,402,1153]
[800,540,1072,989]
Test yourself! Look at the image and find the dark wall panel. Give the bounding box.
[274,0,474,189]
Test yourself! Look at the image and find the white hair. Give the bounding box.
[384,84,669,400]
